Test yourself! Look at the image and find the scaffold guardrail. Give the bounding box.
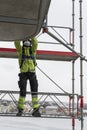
[0,90,82,119]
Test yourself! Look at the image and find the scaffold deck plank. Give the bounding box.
[0,48,79,61]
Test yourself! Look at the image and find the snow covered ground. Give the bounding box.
[0,116,87,130]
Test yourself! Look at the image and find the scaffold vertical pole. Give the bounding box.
[72,1,75,130]
[79,0,84,130]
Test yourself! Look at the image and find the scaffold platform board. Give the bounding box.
[0,48,79,61]
[0,0,51,41]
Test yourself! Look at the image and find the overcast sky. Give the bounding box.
[0,0,87,103]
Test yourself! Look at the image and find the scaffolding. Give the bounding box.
[0,1,87,130]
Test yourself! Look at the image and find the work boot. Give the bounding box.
[32,108,41,117]
[16,108,23,116]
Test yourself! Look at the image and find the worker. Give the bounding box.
[14,37,41,117]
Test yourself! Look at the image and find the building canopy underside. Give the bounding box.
[0,0,51,41]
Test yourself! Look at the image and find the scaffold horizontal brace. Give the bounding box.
[0,48,79,61]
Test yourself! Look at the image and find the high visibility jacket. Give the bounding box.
[14,37,38,73]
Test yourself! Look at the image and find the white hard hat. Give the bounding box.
[23,41,31,47]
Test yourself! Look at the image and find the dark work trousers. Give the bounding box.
[18,72,38,97]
